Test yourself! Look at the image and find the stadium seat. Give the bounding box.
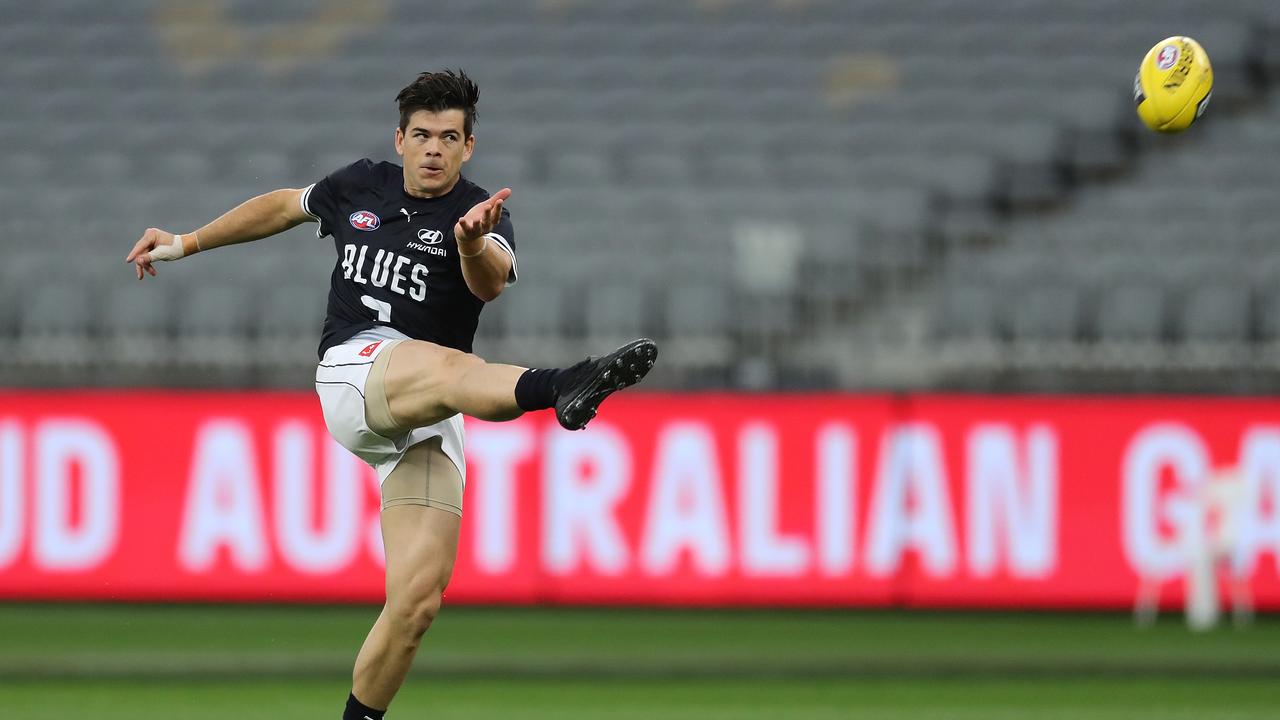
[616,149,697,186]
[503,283,567,340]
[222,150,293,185]
[466,149,534,189]
[256,284,324,340]
[1009,282,1082,343]
[1093,282,1168,343]
[700,150,773,187]
[1179,284,1253,344]
[11,284,95,374]
[585,283,650,345]
[544,149,617,186]
[661,283,732,366]
[18,285,93,338]
[173,285,256,377]
[91,274,171,376]
[253,283,323,382]
[931,283,1002,343]
[1257,289,1280,343]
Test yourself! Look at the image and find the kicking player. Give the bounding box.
[125,69,657,720]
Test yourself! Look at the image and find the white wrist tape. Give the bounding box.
[457,235,489,258]
[148,234,186,262]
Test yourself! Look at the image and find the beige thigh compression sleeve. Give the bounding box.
[365,339,404,438]
[380,436,464,515]
[366,341,464,516]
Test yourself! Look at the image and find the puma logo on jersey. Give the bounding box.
[400,208,418,222]
[341,244,429,301]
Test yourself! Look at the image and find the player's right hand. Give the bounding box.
[125,228,184,280]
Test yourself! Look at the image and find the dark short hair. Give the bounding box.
[396,69,479,137]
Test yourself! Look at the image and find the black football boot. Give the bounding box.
[554,338,659,430]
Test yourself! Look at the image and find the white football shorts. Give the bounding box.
[314,327,466,485]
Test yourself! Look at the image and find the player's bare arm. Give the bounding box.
[124,188,309,280]
[454,187,512,302]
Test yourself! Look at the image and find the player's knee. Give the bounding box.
[390,575,446,641]
[403,590,443,640]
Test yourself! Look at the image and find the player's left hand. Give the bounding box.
[454,188,511,244]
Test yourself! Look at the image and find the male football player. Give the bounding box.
[125,69,657,720]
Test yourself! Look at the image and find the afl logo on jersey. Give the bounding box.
[349,210,381,231]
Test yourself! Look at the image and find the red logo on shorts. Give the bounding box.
[358,340,383,357]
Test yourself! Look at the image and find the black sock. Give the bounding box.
[344,692,385,720]
[514,367,568,411]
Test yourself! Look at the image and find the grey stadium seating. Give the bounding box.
[2,0,1280,391]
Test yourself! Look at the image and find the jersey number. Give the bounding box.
[361,295,392,322]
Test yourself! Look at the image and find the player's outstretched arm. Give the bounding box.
[125,188,311,280]
[454,187,512,302]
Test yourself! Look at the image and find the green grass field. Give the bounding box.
[0,604,1276,719]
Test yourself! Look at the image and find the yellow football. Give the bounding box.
[1133,36,1213,133]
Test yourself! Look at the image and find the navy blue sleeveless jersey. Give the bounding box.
[302,159,517,358]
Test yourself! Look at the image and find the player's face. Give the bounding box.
[395,109,474,198]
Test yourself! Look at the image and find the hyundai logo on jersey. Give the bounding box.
[417,229,444,244]
[349,210,380,231]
